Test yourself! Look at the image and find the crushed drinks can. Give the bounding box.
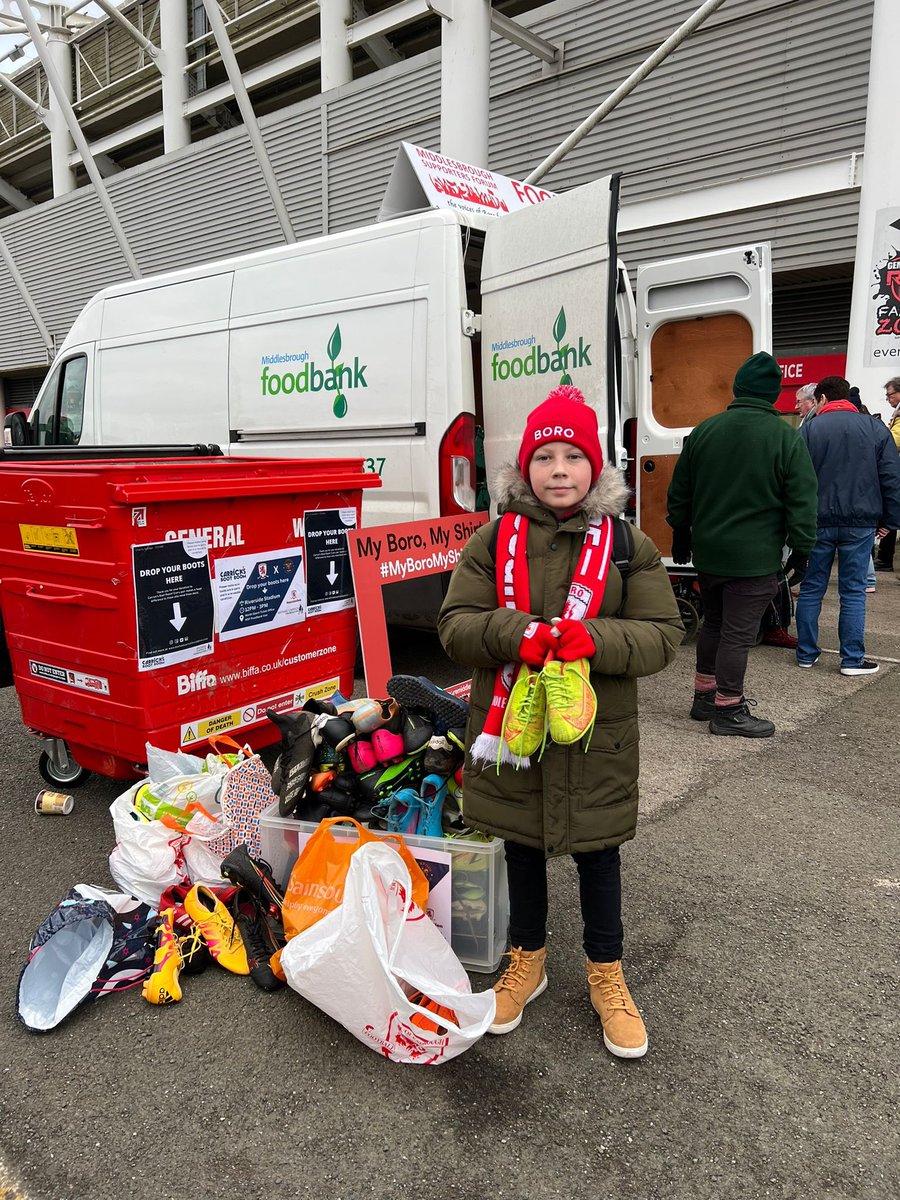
[35,789,75,816]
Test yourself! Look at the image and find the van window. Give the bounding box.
[31,355,87,445]
[32,365,61,446]
[58,356,86,444]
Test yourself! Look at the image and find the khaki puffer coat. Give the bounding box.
[437,464,684,857]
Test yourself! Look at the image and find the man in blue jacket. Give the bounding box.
[797,376,900,674]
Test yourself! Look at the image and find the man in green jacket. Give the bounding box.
[666,352,818,737]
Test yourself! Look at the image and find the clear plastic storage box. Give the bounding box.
[258,801,507,973]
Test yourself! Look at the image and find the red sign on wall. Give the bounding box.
[775,353,847,412]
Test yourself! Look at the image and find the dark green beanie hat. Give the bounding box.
[733,352,782,403]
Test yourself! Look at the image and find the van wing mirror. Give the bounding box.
[4,411,31,447]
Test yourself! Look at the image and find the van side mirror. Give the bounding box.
[4,411,31,447]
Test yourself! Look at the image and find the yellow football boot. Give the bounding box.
[501,664,547,759]
[541,658,597,746]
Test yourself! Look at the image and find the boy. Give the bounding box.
[438,385,683,1058]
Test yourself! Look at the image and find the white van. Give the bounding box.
[12,165,771,567]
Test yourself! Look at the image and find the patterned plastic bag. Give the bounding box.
[206,753,277,860]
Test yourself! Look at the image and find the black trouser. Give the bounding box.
[877,529,896,567]
[696,572,779,699]
[504,839,624,962]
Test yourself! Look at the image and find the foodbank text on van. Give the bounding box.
[490,309,591,383]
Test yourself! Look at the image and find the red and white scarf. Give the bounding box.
[470,511,615,769]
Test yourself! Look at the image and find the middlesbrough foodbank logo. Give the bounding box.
[259,323,368,418]
[490,306,591,385]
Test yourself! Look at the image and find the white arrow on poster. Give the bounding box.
[132,537,214,672]
[214,545,306,642]
[303,507,357,616]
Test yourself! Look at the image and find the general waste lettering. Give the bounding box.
[164,525,245,548]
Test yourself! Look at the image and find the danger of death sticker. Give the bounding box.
[179,675,341,746]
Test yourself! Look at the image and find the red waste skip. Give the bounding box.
[0,457,380,781]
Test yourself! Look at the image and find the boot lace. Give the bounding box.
[496,948,535,993]
[588,965,629,1012]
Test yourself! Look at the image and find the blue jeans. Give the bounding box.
[796,527,876,668]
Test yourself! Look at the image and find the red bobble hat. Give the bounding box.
[518,385,604,483]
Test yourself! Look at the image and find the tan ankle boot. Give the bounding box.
[586,959,648,1058]
[488,947,547,1034]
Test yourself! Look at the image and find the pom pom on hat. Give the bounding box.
[518,385,604,482]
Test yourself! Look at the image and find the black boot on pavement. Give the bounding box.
[708,698,775,738]
[690,689,716,720]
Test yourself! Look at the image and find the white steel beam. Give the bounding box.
[46,18,76,196]
[345,0,430,48]
[618,157,863,233]
[321,0,353,91]
[490,10,559,67]
[13,0,141,276]
[439,0,489,166]
[350,0,402,70]
[0,70,50,121]
[199,0,295,242]
[90,0,160,61]
[526,0,729,185]
[0,172,34,210]
[159,0,189,151]
[183,40,322,115]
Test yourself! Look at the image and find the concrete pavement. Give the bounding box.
[0,576,897,1200]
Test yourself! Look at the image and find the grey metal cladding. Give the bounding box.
[0,188,130,367]
[618,191,863,273]
[490,0,872,198]
[325,54,440,232]
[262,105,325,238]
[104,132,287,273]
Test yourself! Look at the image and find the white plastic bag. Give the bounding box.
[281,840,495,1065]
[108,783,227,907]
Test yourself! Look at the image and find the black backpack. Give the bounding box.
[488,516,635,615]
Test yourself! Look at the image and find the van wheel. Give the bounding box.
[38,749,91,788]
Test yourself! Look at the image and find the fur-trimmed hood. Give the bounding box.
[492,461,631,522]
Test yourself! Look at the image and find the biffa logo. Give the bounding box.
[259,323,367,419]
[490,306,591,385]
[177,669,218,694]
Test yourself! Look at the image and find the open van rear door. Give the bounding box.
[634,245,771,557]
[480,176,621,487]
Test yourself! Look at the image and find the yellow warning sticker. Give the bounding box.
[304,677,340,703]
[19,523,80,556]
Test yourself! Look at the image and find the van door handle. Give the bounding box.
[66,519,104,529]
[26,586,88,603]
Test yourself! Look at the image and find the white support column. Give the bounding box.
[320,0,353,92]
[438,0,490,167]
[46,6,75,195]
[158,0,190,152]
[845,0,900,419]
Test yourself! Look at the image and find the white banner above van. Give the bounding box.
[378,142,555,224]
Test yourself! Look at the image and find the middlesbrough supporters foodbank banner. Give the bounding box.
[864,207,900,367]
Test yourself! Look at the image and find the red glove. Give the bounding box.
[552,618,596,662]
[517,621,556,667]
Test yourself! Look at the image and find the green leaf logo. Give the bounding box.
[327,324,342,363]
[553,307,567,345]
[333,393,347,419]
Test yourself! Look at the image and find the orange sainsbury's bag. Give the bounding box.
[271,817,429,978]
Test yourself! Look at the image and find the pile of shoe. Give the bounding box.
[142,845,288,1004]
[267,675,479,840]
